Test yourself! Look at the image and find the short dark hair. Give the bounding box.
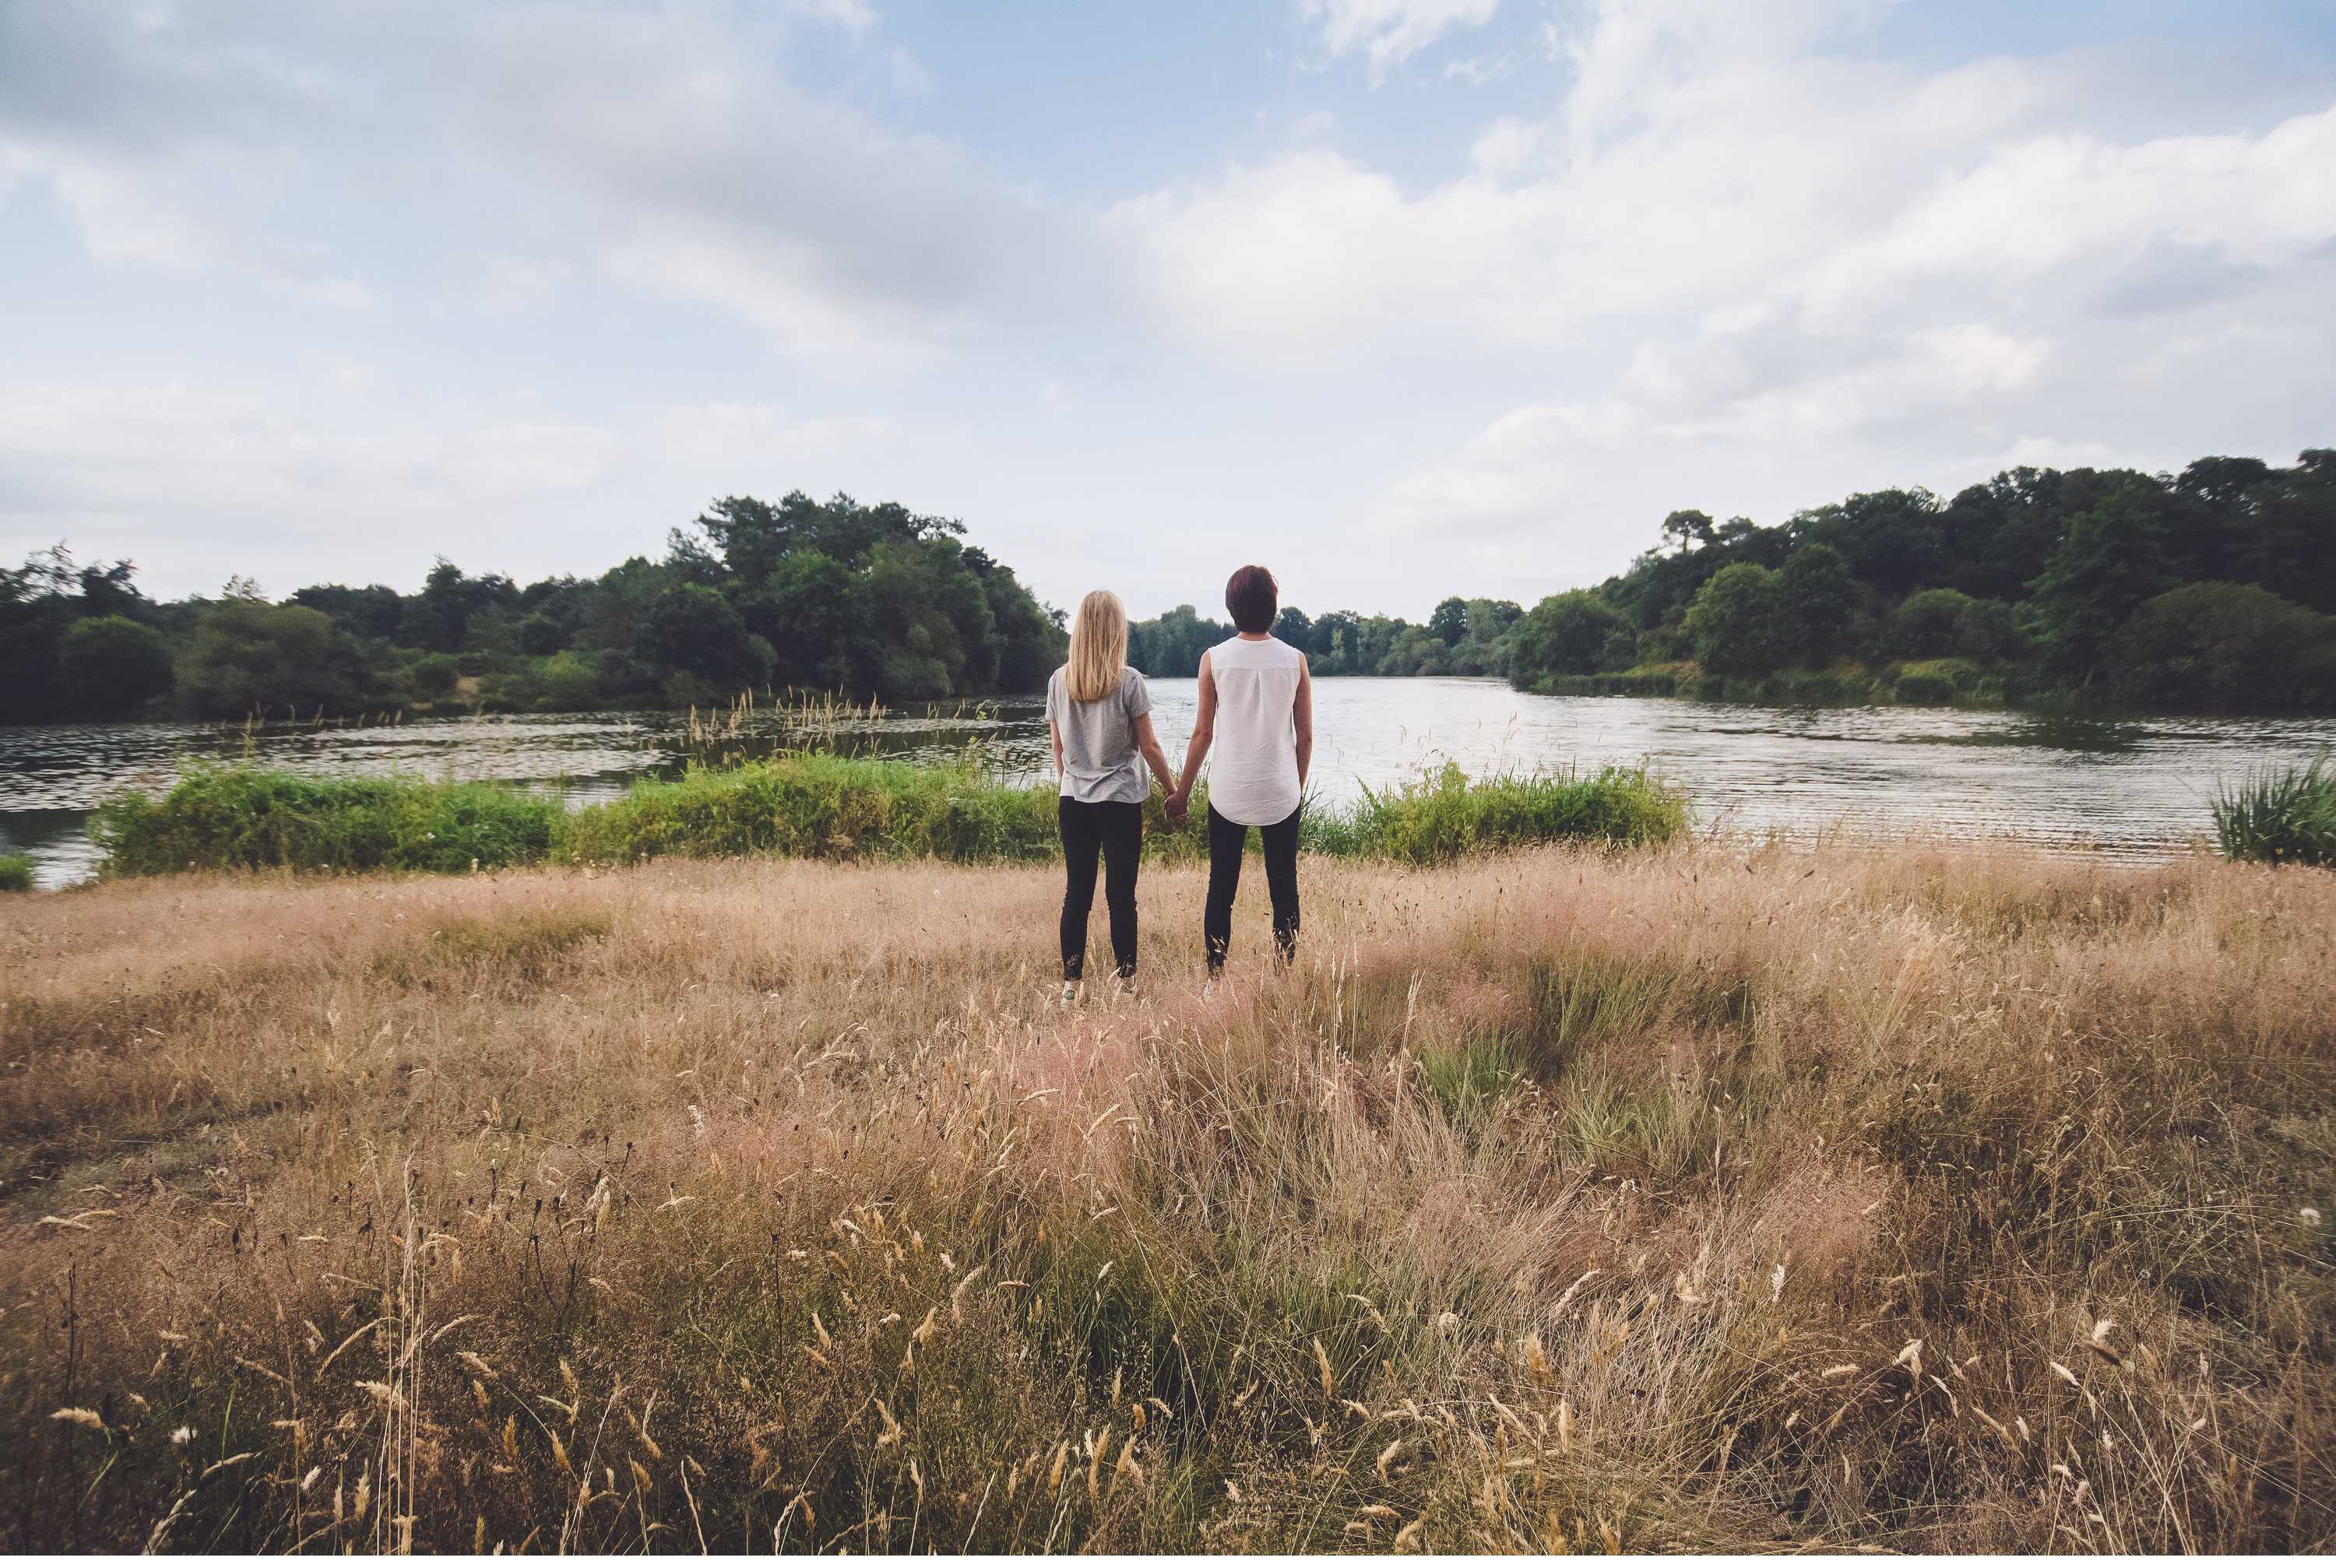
[1225,565,1279,635]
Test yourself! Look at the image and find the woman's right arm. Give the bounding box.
[1292,655,1313,789]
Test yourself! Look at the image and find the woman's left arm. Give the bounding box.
[1050,718,1064,779]
[1293,656,1314,789]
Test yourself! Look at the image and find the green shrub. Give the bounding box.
[1950,596,2028,663]
[410,653,461,698]
[89,765,564,877]
[1309,762,1687,864]
[557,754,1060,865]
[1891,659,1980,705]
[0,853,33,893]
[2212,753,2336,867]
[90,758,1690,879]
[1892,589,1974,659]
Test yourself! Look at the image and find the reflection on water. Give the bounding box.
[5,678,2333,888]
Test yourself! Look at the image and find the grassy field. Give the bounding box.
[2,840,2331,1552]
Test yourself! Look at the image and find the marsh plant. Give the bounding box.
[2214,751,2336,867]
[2,838,2330,1551]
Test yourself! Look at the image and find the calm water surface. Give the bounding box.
[5,677,2332,888]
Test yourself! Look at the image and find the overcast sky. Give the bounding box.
[4,0,2334,620]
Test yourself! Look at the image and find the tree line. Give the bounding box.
[1127,597,1524,682]
[0,493,1065,722]
[9,448,2332,725]
[1130,447,2336,712]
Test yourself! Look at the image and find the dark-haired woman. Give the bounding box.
[1167,564,1313,982]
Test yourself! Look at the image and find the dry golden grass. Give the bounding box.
[2,842,2331,1552]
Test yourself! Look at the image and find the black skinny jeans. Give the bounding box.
[1058,797,1142,981]
[1205,802,1300,973]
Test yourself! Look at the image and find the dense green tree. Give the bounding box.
[1378,625,1449,676]
[637,583,772,696]
[1892,589,1975,659]
[2,545,157,722]
[178,596,377,719]
[2225,450,2336,612]
[290,583,405,642]
[1659,509,1717,554]
[1427,596,1469,646]
[1685,564,1791,677]
[400,559,519,652]
[2028,475,2191,683]
[59,615,175,715]
[2109,582,2336,709]
[1512,590,1630,680]
[1949,598,2028,663]
[1778,545,1860,665]
[1789,489,1945,599]
[1129,605,1232,677]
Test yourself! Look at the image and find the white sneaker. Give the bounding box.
[1112,974,1140,1004]
[1059,981,1080,1010]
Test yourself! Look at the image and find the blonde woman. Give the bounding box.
[1048,590,1177,1004]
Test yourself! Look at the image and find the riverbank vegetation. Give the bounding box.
[87,760,1687,879]
[3,840,2329,1551]
[1,491,1064,725]
[1129,448,2336,712]
[12,447,2331,722]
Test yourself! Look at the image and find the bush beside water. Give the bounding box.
[2214,753,2336,867]
[90,766,565,877]
[0,854,32,893]
[87,757,1688,878]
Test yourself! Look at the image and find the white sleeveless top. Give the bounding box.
[1206,635,1304,827]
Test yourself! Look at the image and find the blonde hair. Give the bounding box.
[1065,589,1129,703]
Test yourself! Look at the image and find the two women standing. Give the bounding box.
[1046,564,1313,1001]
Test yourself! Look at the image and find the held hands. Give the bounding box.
[1163,788,1191,828]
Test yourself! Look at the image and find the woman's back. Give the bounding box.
[1206,635,1303,826]
[1047,666,1152,804]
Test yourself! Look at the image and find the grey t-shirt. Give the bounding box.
[1047,666,1152,804]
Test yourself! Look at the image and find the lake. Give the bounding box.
[5,677,2332,888]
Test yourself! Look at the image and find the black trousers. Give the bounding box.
[1205,802,1300,972]
[1059,797,1142,981]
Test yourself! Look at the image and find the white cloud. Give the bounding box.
[1300,0,1500,79]
[654,403,896,466]
[1106,0,2336,598]
[785,0,881,33]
